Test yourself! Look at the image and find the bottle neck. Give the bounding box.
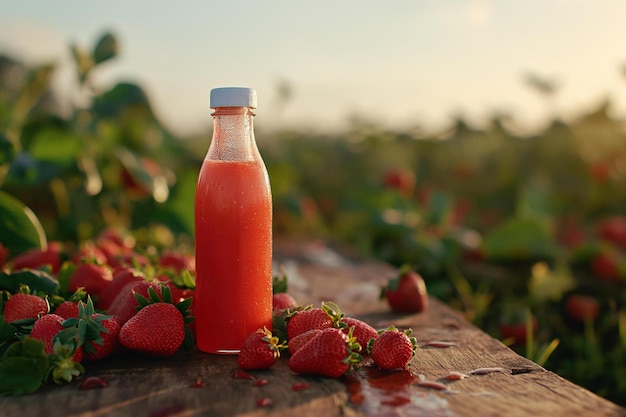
[207,107,258,161]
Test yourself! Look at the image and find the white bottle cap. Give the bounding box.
[210,87,257,109]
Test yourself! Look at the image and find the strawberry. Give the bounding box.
[289,327,362,378]
[287,328,322,355]
[119,303,185,357]
[381,267,428,314]
[29,313,85,384]
[591,252,623,282]
[54,301,80,319]
[367,326,417,370]
[117,251,150,269]
[68,262,113,298]
[498,319,537,345]
[286,302,344,340]
[98,267,145,310]
[108,280,160,325]
[10,242,63,273]
[565,294,600,322]
[341,317,378,347]
[158,252,195,274]
[84,314,121,360]
[237,327,286,370]
[30,314,83,362]
[597,216,626,248]
[71,242,108,265]
[97,227,135,251]
[3,292,49,323]
[383,169,415,197]
[273,293,298,314]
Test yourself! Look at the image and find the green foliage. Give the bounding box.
[0,337,49,396]
[0,191,46,256]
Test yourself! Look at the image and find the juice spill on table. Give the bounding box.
[344,365,454,416]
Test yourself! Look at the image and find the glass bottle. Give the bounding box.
[194,87,273,354]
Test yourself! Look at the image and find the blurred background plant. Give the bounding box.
[1,32,626,404]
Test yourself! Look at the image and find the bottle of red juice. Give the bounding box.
[194,87,272,354]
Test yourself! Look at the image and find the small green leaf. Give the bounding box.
[0,190,46,257]
[272,273,288,294]
[93,32,118,65]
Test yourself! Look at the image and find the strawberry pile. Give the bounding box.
[1,228,424,395]
[0,228,195,395]
[239,298,418,378]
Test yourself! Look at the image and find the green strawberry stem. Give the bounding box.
[134,284,194,325]
[62,296,110,354]
[342,327,363,373]
[260,326,287,359]
[48,338,84,384]
[321,301,346,329]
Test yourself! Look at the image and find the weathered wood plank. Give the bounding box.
[1,237,624,417]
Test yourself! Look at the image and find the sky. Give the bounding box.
[1,1,626,137]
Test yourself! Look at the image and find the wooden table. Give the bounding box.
[2,237,625,417]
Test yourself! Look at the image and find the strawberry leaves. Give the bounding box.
[62,296,109,356]
[0,337,49,395]
[48,338,84,384]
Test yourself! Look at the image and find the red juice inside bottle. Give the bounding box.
[194,87,272,354]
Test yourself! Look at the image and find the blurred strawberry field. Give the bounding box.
[1,33,626,403]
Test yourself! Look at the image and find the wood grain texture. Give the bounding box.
[1,237,624,417]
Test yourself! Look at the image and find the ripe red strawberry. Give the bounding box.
[71,242,108,265]
[98,267,145,310]
[597,216,626,248]
[158,252,195,274]
[54,301,80,319]
[237,327,286,370]
[273,293,298,313]
[591,252,622,282]
[68,262,113,297]
[3,293,49,323]
[108,280,160,325]
[368,326,417,370]
[383,169,415,197]
[341,317,378,347]
[84,314,121,360]
[286,302,343,340]
[565,294,600,322]
[498,318,537,345]
[381,268,428,314]
[10,242,63,273]
[289,327,362,378]
[287,328,323,355]
[30,314,83,362]
[119,302,185,357]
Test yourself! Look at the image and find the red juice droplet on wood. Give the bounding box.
[190,377,206,387]
[256,397,273,407]
[79,376,109,390]
[254,378,270,386]
[292,382,311,391]
[233,370,255,380]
